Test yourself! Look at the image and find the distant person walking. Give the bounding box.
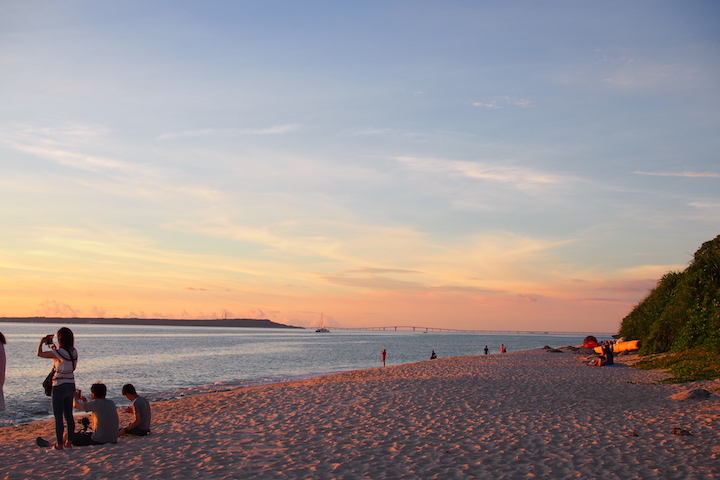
[500,344,507,353]
[381,349,387,367]
[0,331,6,411]
[37,327,78,449]
[483,345,489,355]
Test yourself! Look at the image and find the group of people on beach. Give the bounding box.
[483,344,507,355]
[379,344,510,366]
[588,340,615,367]
[28,327,152,450]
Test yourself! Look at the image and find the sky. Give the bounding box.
[1,1,719,333]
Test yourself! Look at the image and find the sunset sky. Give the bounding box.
[1,1,718,332]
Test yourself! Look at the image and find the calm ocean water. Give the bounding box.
[0,322,613,426]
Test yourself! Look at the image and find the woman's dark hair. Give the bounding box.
[57,327,74,350]
[0,331,5,344]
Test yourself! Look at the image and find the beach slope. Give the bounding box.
[1,350,719,479]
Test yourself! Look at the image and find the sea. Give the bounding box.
[0,322,614,427]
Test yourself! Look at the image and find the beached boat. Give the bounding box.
[316,313,330,333]
[594,339,640,354]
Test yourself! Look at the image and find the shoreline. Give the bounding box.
[2,350,719,479]
[0,368,348,428]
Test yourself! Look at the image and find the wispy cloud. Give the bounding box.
[1,124,226,202]
[689,201,720,209]
[688,201,720,220]
[395,156,570,188]
[517,294,543,302]
[601,62,681,88]
[344,127,393,136]
[321,271,508,295]
[577,297,628,303]
[341,267,422,274]
[12,143,162,177]
[158,124,301,140]
[472,97,535,109]
[632,171,719,178]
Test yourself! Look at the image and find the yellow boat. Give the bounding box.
[594,339,640,354]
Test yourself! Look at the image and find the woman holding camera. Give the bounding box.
[37,327,78,449]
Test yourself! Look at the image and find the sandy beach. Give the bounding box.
[1,350,719,479]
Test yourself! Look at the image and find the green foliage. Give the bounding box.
[633,348,720,383]
[619,235,720,356]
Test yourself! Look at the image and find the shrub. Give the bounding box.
[618,235,720,355]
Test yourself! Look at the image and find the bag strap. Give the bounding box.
[57,348,77,371]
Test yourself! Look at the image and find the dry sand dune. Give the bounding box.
[1,350,719,479]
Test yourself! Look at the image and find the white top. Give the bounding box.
[52,348,77,386]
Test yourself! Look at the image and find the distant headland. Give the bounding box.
[0,317,303,329]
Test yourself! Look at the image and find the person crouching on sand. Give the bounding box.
[119,384,152,436]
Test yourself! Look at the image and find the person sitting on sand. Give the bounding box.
[430,350,437,359]
[36,383,119,448]
[588,342,615,367]
[602,341,615,366]
[119,384,152,436]
[588,354,607,367]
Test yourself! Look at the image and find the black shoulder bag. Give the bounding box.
[42,368,55,396]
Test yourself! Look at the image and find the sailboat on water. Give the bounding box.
[315,313,330,333]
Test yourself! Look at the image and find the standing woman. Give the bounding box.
[37,327,78,449]
[0,331,6,411]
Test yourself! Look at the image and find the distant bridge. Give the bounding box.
[328,326,615,335]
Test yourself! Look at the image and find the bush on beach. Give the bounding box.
[618,235,720,382]
[633,348,720,383]
[619,234,720,355]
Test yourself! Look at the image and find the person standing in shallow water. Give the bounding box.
[483,345,489,355]
[381,349,387,367]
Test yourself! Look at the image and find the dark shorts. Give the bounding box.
[72,432,112,446]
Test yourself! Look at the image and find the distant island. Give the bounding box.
[0,317,303,329]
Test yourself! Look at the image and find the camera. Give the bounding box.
[44,335,54,345]
[77,417,91,433]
